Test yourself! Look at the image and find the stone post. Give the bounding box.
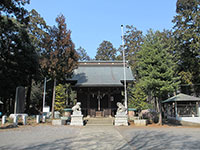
[13,115,18,126]
[22,115,27,125]
[36,115,40,123]
[2,115,6,125]
[42,115,46,123]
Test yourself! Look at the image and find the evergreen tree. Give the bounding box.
[173,0,200,95]
[95,40,117,60]
[118,25,143,69]
[41,14,79,117]
[28,9,49,53]
[0,1,39,114]
[55,84,67,113]
[128,83,152,110]
[76,46,90,61]
[55,84,76,113]
[0,0,29,24]
[137,30,179,124]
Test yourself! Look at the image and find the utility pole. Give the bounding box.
[121,25,128,111]
[51,78,56,118]
[42,77,47,112]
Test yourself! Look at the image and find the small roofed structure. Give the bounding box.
[162,93,200,126]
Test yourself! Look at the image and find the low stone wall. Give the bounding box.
[52,119,66,125]
[134,119,147,126]
[167,116,200,127]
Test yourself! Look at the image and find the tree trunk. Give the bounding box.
[51,78,56,118]
[26,76,32,114]
[156,98,163,125]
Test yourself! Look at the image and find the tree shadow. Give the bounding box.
[120,128,200,150]
[0,124,18,130]
[70,72,88,85]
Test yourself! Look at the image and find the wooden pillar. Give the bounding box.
[87,88,90,117]
[196,101,199,117]
[108,88,112,117]
[175,102,178,117]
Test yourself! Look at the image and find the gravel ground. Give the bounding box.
[0,125,80,150]
[0,125,200,150]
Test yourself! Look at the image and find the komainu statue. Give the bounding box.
[72,102,82,115]
[116,102,127,115]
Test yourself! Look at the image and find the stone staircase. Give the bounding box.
[86,117,114,126]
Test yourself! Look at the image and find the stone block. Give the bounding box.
[70,115,83,126]
[52,119,66,125]
[42,116,46,123]
[2,115,6,125]
[134,119,147,126]
[36,115,40,123]
[22,115,27,125]
[114,115,128,126]
[13,115,18,126]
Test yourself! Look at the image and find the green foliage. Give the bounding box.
[118,25,143,71]
[55,84,76,113]
[76,46,90,61]
[28,9,49,54]
[0,0,30,24]
[0,16,39,100]
[95,40,117,60]
[137,29,180,99]
[55,84,67,113]
[173,0,200,93]
[29,81,43,114]
[128,83,152,110]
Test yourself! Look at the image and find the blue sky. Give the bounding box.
[25,0,177,58]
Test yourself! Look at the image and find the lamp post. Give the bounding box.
[121,25,128,111]
[42,77,51,112]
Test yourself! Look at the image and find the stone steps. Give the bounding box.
[86,118,114,126]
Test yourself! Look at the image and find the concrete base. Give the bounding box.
[9,113,28,119]
[114,115,128,126]
[70,115,83,126]
[134,119,147,126]
[52,119,66,125]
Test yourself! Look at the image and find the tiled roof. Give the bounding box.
[162,93,200,103]
[70,61,134,87]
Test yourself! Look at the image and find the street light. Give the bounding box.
[121,25,128,111]
[42,77,51,112]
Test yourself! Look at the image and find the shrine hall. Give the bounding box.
[68,61,134,117]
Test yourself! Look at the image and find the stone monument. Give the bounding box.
[114,102,128,126]
[70,102,83,126]
[14,86,25,113]
[9,86,28,125]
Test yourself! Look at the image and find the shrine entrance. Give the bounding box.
[76,87,124,117]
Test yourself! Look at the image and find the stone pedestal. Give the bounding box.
[70,111,83,126]
[114,114,128,126]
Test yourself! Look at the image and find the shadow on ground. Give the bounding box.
[120,128,200,150]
